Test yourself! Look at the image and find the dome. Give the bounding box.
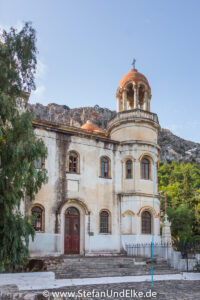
[81,120,104,134]
[119,69,151,92]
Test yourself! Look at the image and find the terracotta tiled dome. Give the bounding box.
[119,69,151,92]
[81,120,104,134]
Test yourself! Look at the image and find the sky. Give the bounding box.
[0,0,200,142]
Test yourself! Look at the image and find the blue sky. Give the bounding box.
[0,0,200,142]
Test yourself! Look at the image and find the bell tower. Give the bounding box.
[108,63,160,143]
[108,62,161,245]
[116,60,151,112]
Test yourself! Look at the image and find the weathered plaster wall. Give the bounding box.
[110,122,158,143]
[29,118,160,256]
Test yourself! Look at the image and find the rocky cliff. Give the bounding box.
[29,103,200,164]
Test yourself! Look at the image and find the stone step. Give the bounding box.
[47,256,177,279]
[53,266,175,277]
[54,265,173,272]
[49,261,170,267]
[63,259,135,264]
[56,269,177,279]
[50,265,171,272]
[49,262,171,270]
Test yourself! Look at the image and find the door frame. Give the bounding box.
[60,201,86,255]
[64,208,80,254]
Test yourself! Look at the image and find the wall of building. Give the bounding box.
[110,122,158,143]
[29,122,160,256]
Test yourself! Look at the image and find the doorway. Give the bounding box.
[64,207,80,254]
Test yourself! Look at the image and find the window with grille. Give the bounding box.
[101,157,109,178]
[141,211,151,234]
[126,159,132,179]
[69,151,78,173]
[34,158,45,169]
[100,211,109,233]
[141,158,150,179]
[31,206,44,232]
[66,207,79,215]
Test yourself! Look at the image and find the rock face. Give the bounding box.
[158,129,200,164]
[28,103,116,129]
[29,103,200,164]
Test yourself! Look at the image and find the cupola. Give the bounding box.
[81,120,104,134]
[116,60,151,112]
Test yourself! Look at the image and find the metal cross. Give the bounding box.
[132,58,136,69]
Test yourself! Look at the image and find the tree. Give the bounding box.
[158,161,200,239]
[167,204,195,243]
[0,23,47,271]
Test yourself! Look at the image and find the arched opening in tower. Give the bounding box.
[138,85,145,109]
[126,83,134,109]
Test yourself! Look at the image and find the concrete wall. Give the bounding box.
[29,233,61,257]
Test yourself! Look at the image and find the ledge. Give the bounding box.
[107,109,160,133]
[99,176,112,180]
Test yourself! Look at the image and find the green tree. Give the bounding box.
[0,23,47,271]
[158,161,200,239]
[167,204,195,243]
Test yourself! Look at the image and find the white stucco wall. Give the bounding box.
[29,112,160,256]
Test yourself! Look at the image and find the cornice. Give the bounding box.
[117,191,160,199]
[32,119,117,143]
[107,109,160,135]
[32,119,160,150]
[120,140,161,152]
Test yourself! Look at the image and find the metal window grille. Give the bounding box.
[126,160,132,179]
[101,157,109,178]
[69,152,78,173]
[142,158,150,179]
[34,157,43,169]
[32,206,43,231]
[142,211,151,234]
[66,207,79,215]
[100,211,109,233]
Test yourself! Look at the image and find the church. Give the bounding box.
[28,64,161,256]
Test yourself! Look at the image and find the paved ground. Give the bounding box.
[1,279,200,299]
[33,280,200,299]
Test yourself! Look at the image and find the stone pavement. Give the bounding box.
[1,280,199,300]
[38,280,200,300]
[0,273,200,299]
[1,271,200,291]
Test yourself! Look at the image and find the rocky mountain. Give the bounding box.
[29,103,200,164]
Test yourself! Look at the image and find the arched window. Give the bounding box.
[100,157,110,178]
[141,157,150,179]
[100,210,109,233]
[31,205,44,232]
[65,207,79,215]
[69,151,79,173]
[141,211,151,234]
[126,160,132,179]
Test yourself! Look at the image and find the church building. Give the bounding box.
[28,64,161,256]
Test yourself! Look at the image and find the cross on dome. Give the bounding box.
[132,58,136,70]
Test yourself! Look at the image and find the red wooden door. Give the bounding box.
[64,207,80,254]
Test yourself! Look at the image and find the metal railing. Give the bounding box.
[125,242,200,272]
[126,242,172,258]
